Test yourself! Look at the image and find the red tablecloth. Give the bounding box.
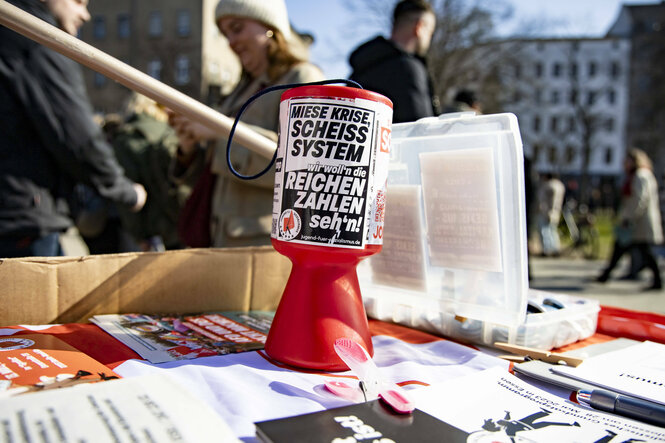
[6,305,663,370]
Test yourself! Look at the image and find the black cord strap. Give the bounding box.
[226,79,362,180]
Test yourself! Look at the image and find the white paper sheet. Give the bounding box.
[413,367,665,442]
[114,335,509,441]
[0,374,239,442]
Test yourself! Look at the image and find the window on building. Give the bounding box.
[605,146,613,165]
[93,16,106,40]
[570,89,578,105]
[552,62,562,77]
[610,61,621,78]
[93,72,106,88]
[533,115,541,133]
[548,146,558,163]
[149,11,163,37]
[608,89,616,105]
[551,90,560,104]
[535,62,543,78]
[565,145,576,164]
[606,118,615,132]
[587,91,596,106]
[148,59,162,80]
[533,144,542,162]
[588,61,597,77]
[569,62,578,79]
[117,14,130,39]
[550,116,558,132]
[568,116,576,132]
[534,88,543,104]
[177,9,191,37]
[175,55,190,85]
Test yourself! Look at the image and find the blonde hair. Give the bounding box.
[627,148,653,171]
[265,29,308,82]
[123,93,168,122]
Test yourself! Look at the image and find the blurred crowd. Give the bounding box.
[524,148,663,291]
[1,0,663,293]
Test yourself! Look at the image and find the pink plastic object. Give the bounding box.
[379,386,415,414]
[324,380,363,402]
[333,338,415,414]
[333,337,381,397]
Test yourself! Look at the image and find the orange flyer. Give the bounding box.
[0,334,118,388]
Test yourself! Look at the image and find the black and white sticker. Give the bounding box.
[272,97,391,249]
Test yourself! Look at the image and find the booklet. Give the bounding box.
[91,311,274,364]
[513,338,638,393]
[412,367,665,442]
[0,333,118,395]
[0,373,239,442]
[551,340,665,406]
[255,399,468,443]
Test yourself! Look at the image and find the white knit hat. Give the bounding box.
[215,0,291,40]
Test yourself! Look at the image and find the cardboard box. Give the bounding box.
[0,246,291,325]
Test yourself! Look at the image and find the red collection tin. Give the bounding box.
[266,85,393,370]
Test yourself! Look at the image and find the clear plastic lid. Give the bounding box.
[359,112,529,327]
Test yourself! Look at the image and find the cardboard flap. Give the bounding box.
[0,246,291,325]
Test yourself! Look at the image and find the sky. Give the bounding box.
[284,0,661,79]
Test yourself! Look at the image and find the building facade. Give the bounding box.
[607,1,665,178]
[79,0,240,114]
[498,38,631,180]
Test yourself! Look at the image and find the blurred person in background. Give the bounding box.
[597,148,663,290]
[349,0,438,123]
[74,94,190,253]
[443,89,483,114]
[169,0,323,248]
[0,0,146,258]
[537,173,566,257]
[111,94,190,251]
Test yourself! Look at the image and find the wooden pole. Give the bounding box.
[0,0,277,160]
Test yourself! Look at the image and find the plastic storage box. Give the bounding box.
[358,112,599,349]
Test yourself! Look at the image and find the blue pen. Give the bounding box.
[577,389,665,428]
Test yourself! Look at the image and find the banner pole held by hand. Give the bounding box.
[0,0,276,160]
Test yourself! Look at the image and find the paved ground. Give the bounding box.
[530,255,665,314]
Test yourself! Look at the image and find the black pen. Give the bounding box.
[577,389,665,428]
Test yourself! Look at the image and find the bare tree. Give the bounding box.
[428,0,512,107]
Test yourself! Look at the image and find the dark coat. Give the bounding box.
[112,113,189,249]
[349,36,437,123]
[0,0,137,238]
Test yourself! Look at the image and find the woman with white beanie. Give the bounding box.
[170,0,324,248]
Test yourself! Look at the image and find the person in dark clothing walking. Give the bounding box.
[349,0,438,123]
[0,0,146,258]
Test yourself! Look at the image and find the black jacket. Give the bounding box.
[349,36,437,123]
[0,0,137,237]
